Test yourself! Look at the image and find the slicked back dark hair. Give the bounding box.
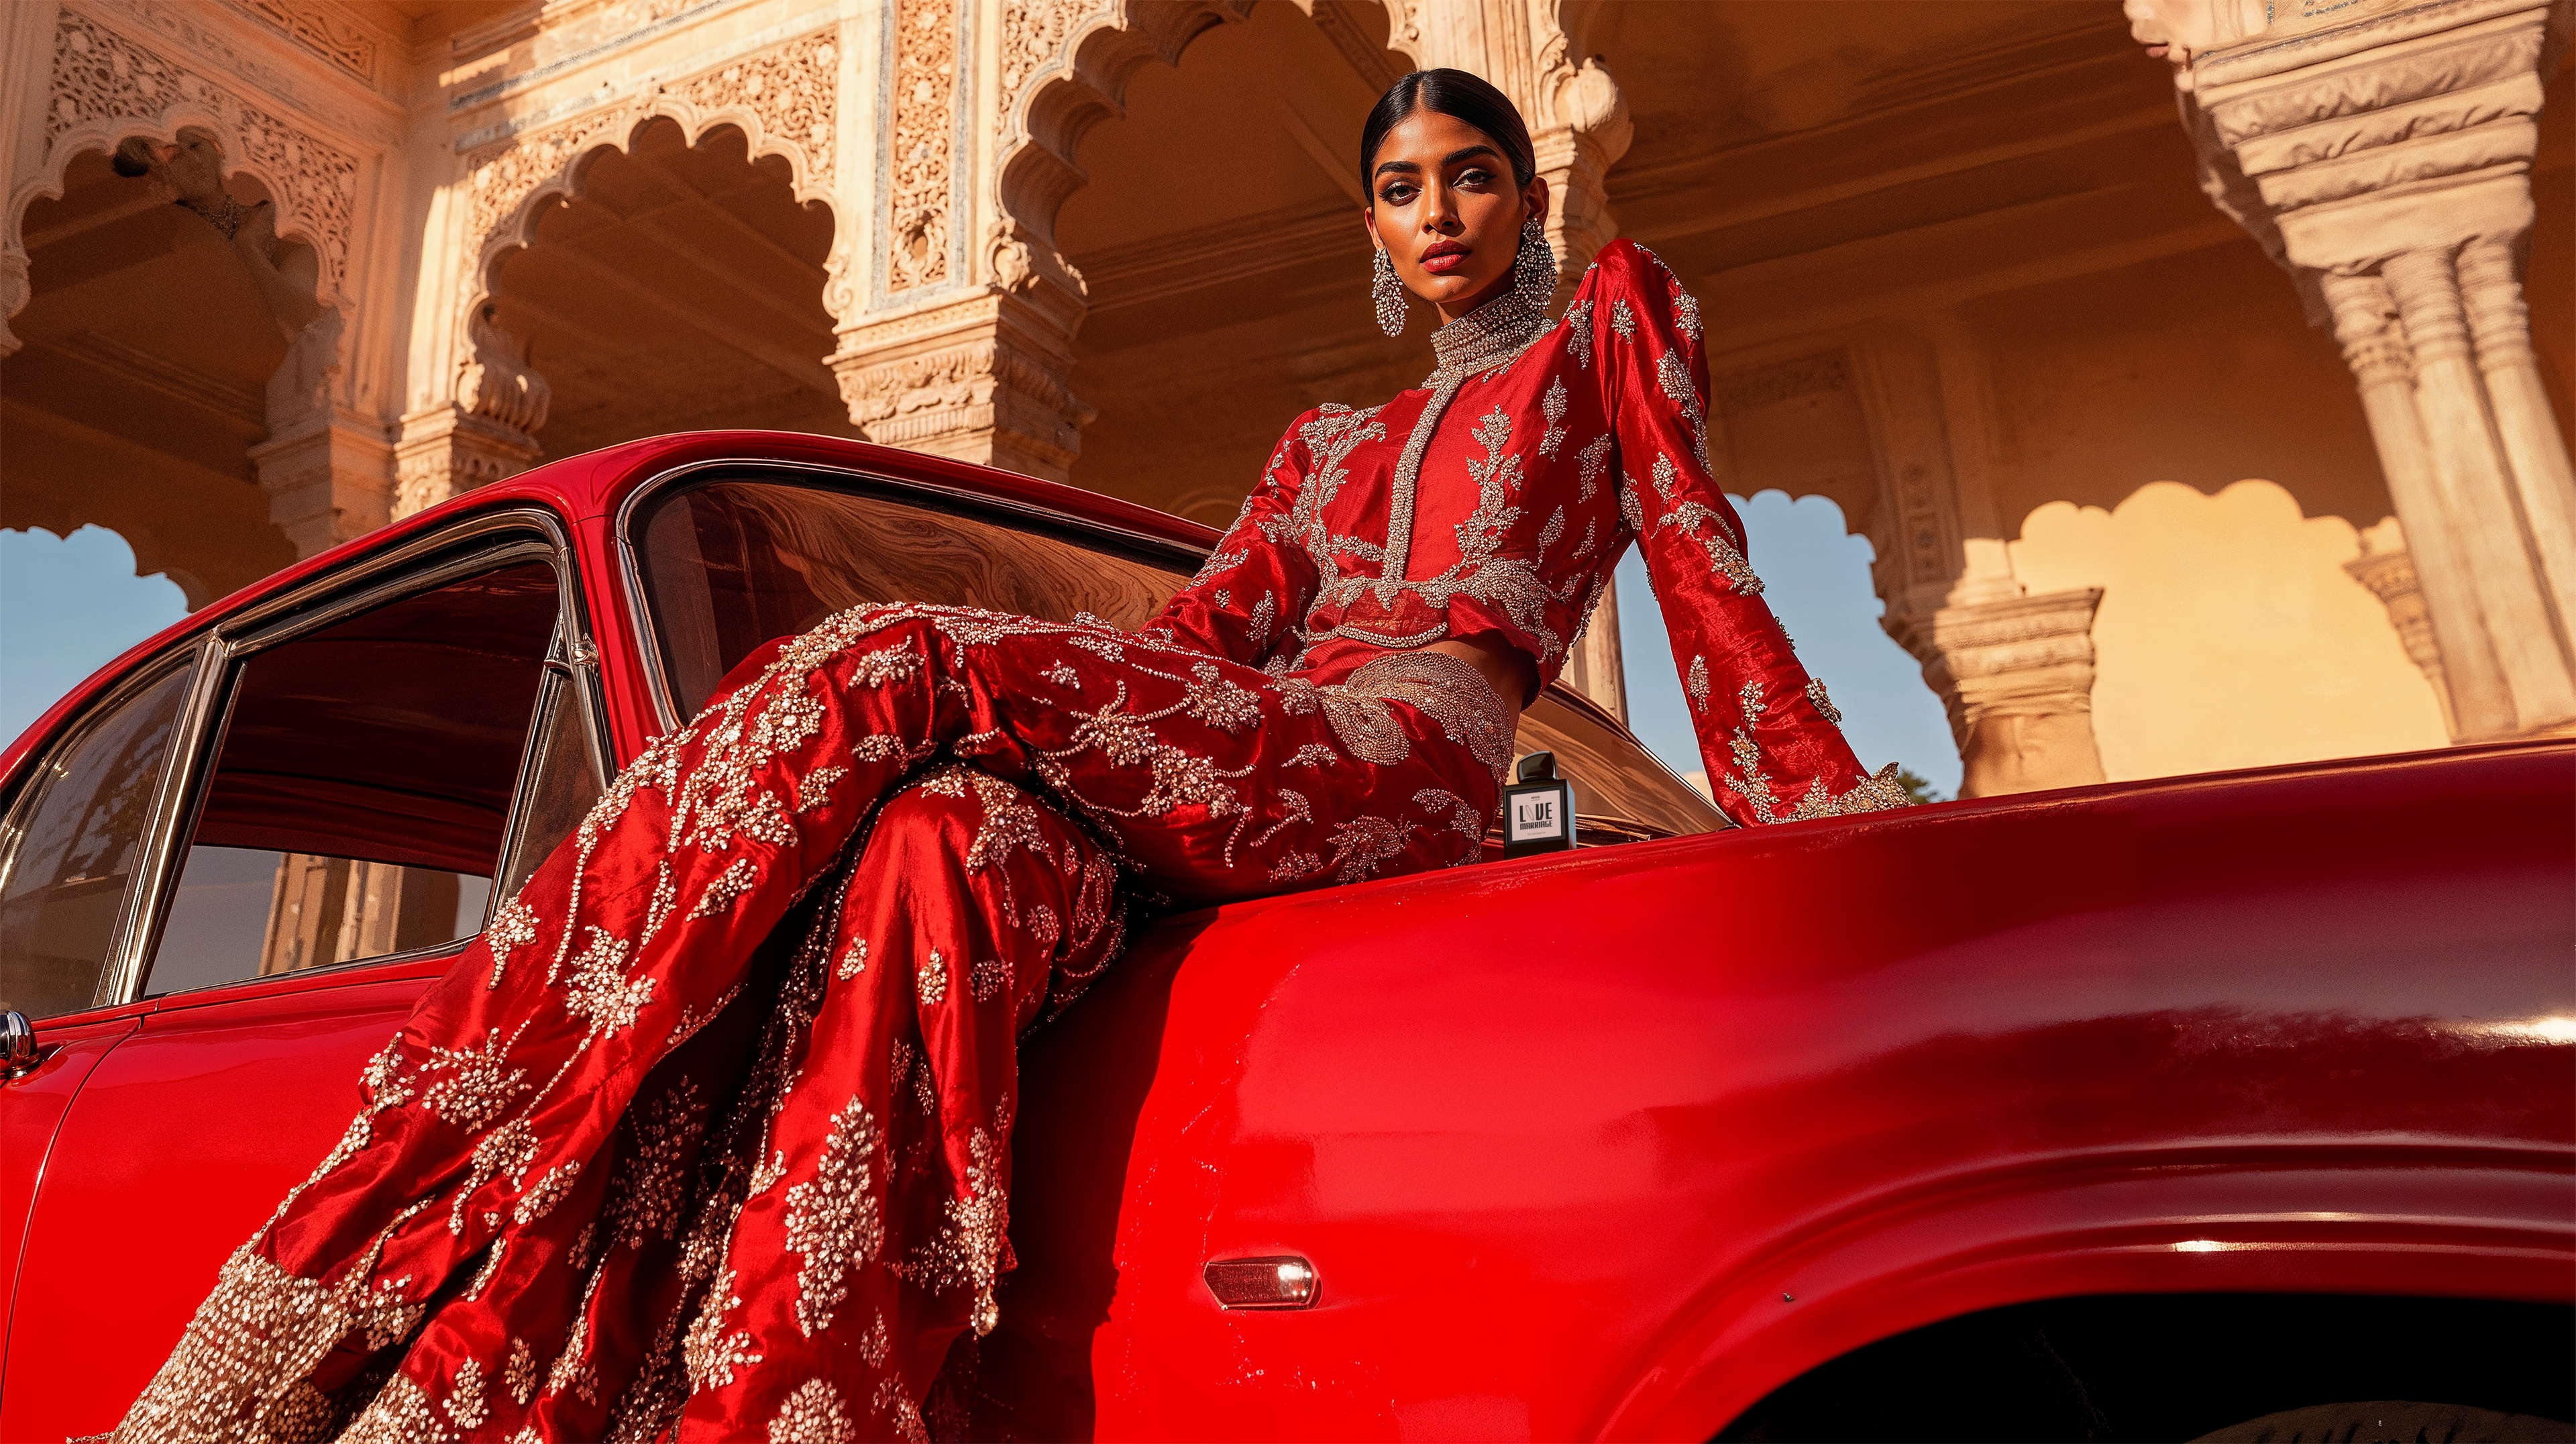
[1360,68,1537,194]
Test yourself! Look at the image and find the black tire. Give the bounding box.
[2192,1400,2576,1443]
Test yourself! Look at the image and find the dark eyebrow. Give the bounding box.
[1372,144,1503,181]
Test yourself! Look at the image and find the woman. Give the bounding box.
[118,69,1900,1443]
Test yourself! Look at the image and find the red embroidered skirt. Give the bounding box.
[116,605,1511,1443]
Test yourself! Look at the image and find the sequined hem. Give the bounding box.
[113,1244,417,1444]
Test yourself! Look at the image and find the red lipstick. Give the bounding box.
[1420,238,1469,276]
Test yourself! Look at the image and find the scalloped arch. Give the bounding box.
[457,28,843,348]
[990,0,1261,260]
[13,9,362,309]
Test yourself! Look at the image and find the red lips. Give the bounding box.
[1421,239,1470,276]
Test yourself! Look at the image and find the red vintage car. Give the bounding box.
[1,432,2569,1443]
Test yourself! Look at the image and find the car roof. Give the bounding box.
[0,431,1220,782]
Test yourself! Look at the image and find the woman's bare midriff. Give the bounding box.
[1421,634,1537,723]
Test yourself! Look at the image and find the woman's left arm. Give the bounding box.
[1587,241,1908,825]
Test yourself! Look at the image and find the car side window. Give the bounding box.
[0,662,193,1018]
[142,558,598,997]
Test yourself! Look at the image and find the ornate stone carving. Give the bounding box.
[252,410,394,558]
[463,29,839,262]
[1527,41,1632,300]
[394,307,548,517]
[1884,588,2108,798]
[885,0,961,295]
[41,8,360,291]
[829,293,1093,481]
[987,2,1249,296]
[223,0,380,86]
[2343,529,2453,731]
[996,0,1114,150]
[2183,0,2576,739]
[113,0,401,145]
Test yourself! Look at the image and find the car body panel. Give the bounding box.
[3,964,444,1443]
[0,1010,140,1405]
[1,432,2567,1441]
[977,743,2573,1441]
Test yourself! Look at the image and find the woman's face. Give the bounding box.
[1363,107,1548,322]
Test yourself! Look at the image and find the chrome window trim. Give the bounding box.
[109,509,608,1008]
[610,458,1205,732]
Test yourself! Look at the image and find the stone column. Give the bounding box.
[392,306,549,519]
[1886,589,2108,798]
[252,306,394,557]
[2317,272,2514,735]
[2379,247,2575,725]
[2457,236,2576,634]
[251,411,396,557]
[2188,0,2576,737]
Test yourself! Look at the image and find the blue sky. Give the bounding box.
[3,503,1961,794]
[2,527,192,750]
[1615,491,1960,798]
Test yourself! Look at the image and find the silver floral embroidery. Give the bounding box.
[486,894,539,989]
[970,955,1010,1002]
[916,949,949,1006]
[769,1380,859,1444]
[682,1266,763,1391]
[513,1160,579,1225]
[691,858,762,917]
[1806,678,1843,725]
[563,927,653,1036]
[784,1095,882,1337]
[446,1357,489,1429]
[419,1031,529,1132]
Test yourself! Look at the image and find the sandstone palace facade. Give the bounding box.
[3,0,2570,794]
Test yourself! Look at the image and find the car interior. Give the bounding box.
[142,557,594,999]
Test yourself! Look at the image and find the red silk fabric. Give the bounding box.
[1154,241,1897,823]
[117,609,1506,1442]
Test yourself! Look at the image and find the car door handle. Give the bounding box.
[3,1011,38,1080]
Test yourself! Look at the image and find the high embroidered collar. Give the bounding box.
[1427,286,1551,386]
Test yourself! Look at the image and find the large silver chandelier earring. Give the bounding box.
[1372,247,1407,337]
[1513,215,1558,312]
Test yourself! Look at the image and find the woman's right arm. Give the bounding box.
[1139,418,1324,669]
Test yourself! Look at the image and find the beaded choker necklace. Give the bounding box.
[1426,286,1552,386]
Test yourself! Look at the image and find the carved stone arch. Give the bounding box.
[6,7,361,351]
[400,29,845,515]
[457,28,842,355]
[988,0,1259,297]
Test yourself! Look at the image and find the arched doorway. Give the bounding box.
[1,132,312,607]
[481,116,846,461]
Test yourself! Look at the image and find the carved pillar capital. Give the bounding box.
[1527,54,1633,301]
[392,308,549,519]
[2343,537,2455,732]
[250,410,395,558]
[1886,588,2108,798]
[2183,0,2576,738]
[828,290,1093,482]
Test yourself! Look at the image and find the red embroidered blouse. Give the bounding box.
[1146,240,1904,828]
